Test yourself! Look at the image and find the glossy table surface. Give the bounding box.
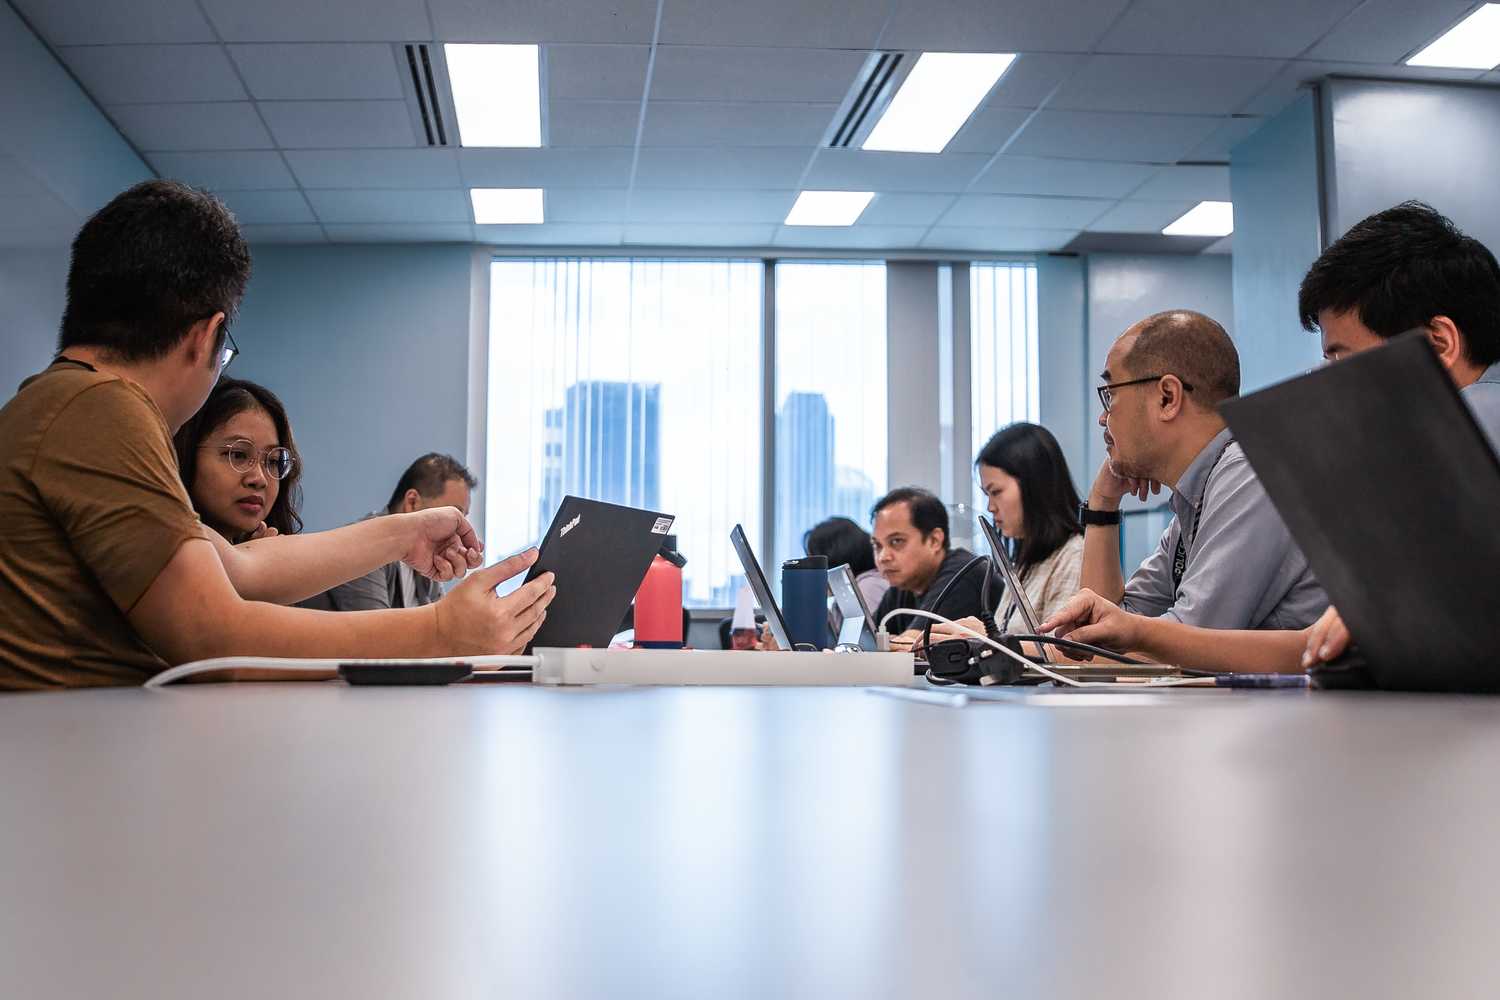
[4,681,1500,999]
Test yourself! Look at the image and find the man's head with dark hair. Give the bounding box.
[1299,201,1500,376]
[386,453,479,517]
[1098,310,1240,485]
[870,486,950,594]
[803,516,876,576]
[60,180,251,363]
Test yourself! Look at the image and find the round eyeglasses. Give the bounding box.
[202,438,295,480]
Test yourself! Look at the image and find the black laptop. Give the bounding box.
[1220,333,1500,692]
[522,496,675,651]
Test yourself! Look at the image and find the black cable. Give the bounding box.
[916,556,995,650]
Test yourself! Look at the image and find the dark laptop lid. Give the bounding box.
[730,524,792,651]
[524,496,674,650]
[1219,333,1500,691]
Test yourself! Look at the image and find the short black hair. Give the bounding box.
[59,180,251,362]
[1123,310,1240,406]
[803,517,876,575]
[173,378,303,539]
[871,487,949,550]
[975,422,1082,573]
[1299,201,1500,366]
[386,453,478,513]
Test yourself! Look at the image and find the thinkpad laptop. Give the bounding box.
[523,496,674,651]
[1220,333,1500,692]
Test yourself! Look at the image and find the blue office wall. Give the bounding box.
[1230,91,1324,392]
[0,248,68,399]
[230,244,477,532]
[1036,253,1089,496]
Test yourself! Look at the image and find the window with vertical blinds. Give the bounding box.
[969,261,1040,507]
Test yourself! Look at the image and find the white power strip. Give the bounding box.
[531,647,914,687]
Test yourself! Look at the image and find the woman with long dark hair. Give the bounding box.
[173,378,303,544]
[974,422,1084,627]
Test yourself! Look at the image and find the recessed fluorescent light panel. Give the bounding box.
[471,188,544,224]
[1162,201,1234,237]
[444,43,541,147]
[784,191,875,226]
[862,52,1016,154]
[1407,4,1500,70]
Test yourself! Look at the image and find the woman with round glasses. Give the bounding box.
[173,378,303,544]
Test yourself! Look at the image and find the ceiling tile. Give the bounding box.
[624,223,776,246]
[198,0,431,42]
[632,147,812,189]
[286,149,462,188]
[260,101,416,149]
[149,151,297,190]
[0,192,81,230]
[941,194,1112,229]
[858,193,955,227]
[306,188,470,223]
[478,222,623,245]
[880,0,1132,51]
[215,189,315,224]
[773,225,931,249]
[1131,165,1230,202]
[803,150,991,193]
[649,46,864,103]
[228,45,405,101]
[547,101,641,146]
[987,53,1087,109]
[1205,234,1233,254]
[1237,60,1487,118]
[325,223,475,243]
[946,107,1032,155]
[1085,199,1197,233]
[1096,0,1364,58]
[10,0,215,44]
[238,224,328,244]
[458,148,633,187]
[0,152,57,201]
[1304,0,1476,63]
[971,156,1158,199]
[625,189,796,224]
[658,0,889,48]
[1050,55,1284,116]
[921,226,1079,251]
[429,0,659,43]
[60,45,245,104]
[110,102,272,151]
[1006,110,1221,163]
[547,45,650,101]
[641,102,836,147]
[546,188,628,222]
[1188,116,1266,160]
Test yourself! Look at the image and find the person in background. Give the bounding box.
[803,516,889,612]
[173,378,302,545]
[302,453,477,611]
[974,422,1084,626]
[870,487,999,651]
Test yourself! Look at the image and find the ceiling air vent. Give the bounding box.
[399,43,452,147]
[826,51,910,148]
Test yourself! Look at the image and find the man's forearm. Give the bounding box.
[170,600,445,666]
[218,515,413,604]
[1133,617,1307,673]
[1080,526,1126,604]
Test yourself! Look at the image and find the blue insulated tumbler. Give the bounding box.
[781,555,831,650]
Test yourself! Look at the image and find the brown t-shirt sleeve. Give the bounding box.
[30,380,206,615]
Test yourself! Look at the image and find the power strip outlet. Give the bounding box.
[532,647,914,686]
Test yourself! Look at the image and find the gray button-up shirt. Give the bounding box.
[1121,428,1328,630]
[1463,362,1500,451]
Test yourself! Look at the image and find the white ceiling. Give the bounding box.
[5,0,1496,252]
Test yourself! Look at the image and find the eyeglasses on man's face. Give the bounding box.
[1096,374,1195,414]
[218,326,239,371]
[202,438,295,481]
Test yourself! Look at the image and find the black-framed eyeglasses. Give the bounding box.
[1096,374,1194,414]
[201,438,295,480]
[218,326,239,371]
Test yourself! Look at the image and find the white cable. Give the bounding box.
[145,653,540,689]
[878,608,1202,690]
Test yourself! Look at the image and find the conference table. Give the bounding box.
[4,680,1500,999]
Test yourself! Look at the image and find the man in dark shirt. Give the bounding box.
[870,487,999,650]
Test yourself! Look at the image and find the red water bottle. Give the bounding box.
[634,536,686,648]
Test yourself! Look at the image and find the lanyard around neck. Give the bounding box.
[1171,439,1232,593]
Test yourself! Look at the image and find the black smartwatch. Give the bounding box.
[1078,503,1122,527]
